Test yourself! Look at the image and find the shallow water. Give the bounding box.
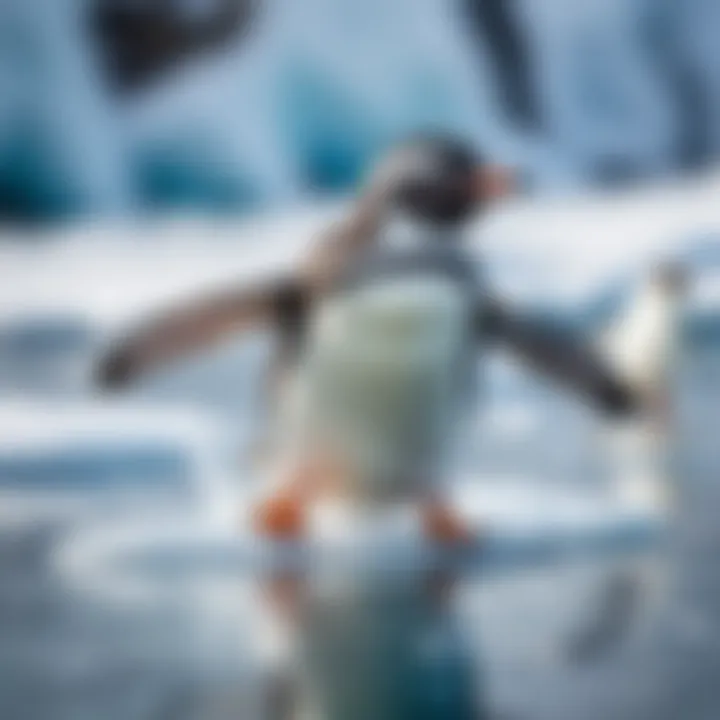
[0,345,718,720]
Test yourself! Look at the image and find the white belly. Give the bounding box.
[284,278,474,502]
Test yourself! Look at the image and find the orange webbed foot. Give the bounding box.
[422,502,476,546]
[253,493,307,540]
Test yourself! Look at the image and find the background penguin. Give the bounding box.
[599,259,691,512]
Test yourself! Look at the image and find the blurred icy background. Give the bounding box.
[1,1,720,719]
[2,0,720,220]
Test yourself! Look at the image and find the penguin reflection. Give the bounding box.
[258,545,485,720]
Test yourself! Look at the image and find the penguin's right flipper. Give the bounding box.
[95,275,305,390]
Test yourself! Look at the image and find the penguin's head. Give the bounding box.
[366,133,514,232]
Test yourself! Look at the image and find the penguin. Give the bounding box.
[595,258,691,514]
[601,260,690,432]
[96,132,637,543]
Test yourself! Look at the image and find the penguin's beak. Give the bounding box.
[473,166,518,203]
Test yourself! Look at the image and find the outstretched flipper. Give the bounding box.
[95,275,306,390]
[94,200,385,394]
[481,299,639,417]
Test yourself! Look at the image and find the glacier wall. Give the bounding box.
[1,0,720,221]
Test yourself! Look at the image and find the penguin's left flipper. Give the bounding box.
[598,259,691,423]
